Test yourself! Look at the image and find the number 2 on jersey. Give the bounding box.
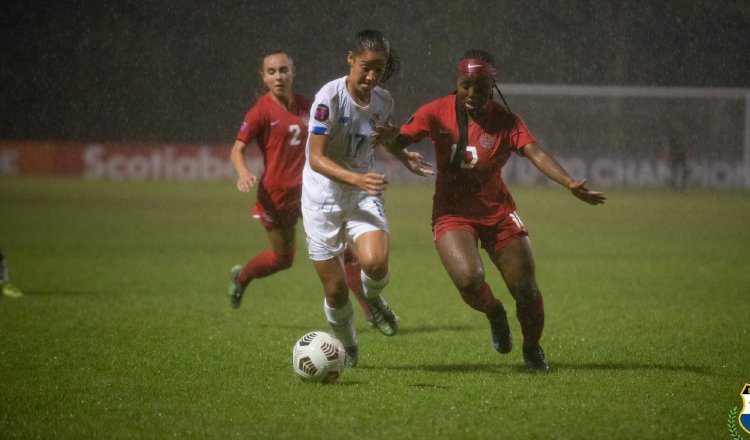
[288,124,302,146]
[346,133,367,157]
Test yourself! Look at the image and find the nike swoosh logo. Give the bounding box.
[467,64,481,69]
[270,120,280,126]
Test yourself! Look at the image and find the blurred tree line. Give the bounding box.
[1,0,748,143]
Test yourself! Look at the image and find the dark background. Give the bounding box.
[2,0,749,144]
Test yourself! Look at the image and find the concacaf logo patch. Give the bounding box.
[727,384,750,439]
[314,104,329,122]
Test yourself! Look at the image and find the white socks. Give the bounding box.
[323,268,391,348]
[324,298,357,348]
[361,269,390,300]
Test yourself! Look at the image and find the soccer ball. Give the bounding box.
[292,331,347,384]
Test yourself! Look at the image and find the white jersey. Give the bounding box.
[302,76,394,212]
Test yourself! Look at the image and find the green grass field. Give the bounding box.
[1,176,749,439]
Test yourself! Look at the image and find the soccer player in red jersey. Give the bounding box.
[384,49,605,371]
[228,50,370,320]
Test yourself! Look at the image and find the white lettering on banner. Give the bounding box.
[590,159,670,187]
[501,156,750,189]
[5,141,747,188]
[688,161,750,188]
[0,149,19,175]
[83,145,247,181]
[588,158,750,188]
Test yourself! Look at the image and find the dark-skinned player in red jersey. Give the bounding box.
[228,50,372,322]
[380,49,605,372]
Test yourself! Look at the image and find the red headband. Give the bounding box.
[457,58,497,78]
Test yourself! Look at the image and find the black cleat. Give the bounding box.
[488,306,513,354]
[365,296,399,336]
[523,345,550,372]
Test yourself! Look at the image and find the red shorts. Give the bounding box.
[432,211,529,252]
[252,202,300,230]
[252,186,301,230]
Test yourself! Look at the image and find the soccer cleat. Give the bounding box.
[523,345,550,372]
[364,296,399,336]
[344,345,359,368]
[1,282,23,299]
[488,306,513,354]
[228,265,246,309]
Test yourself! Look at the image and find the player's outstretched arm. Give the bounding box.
[378,131,434,177]
[522,142,606,205]
[230,139,259,192]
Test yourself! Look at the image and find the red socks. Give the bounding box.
[460,283,545,348]
[238,251,293,285]
[459,282,504,316]
[343,247,362,295]
[236,246,372,322]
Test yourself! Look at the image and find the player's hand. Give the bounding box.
[357,172,388,196]
[236,173,258,193]
[568,179,606,205]
[401,150,434,177]
[371,124,400,146]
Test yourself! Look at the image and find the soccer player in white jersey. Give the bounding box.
[301,29,430,367]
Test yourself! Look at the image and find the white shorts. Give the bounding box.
[302,195,389,261]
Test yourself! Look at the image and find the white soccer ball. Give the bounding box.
[292,331,347,384]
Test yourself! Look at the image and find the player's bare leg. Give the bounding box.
[314,256,358,367]
[490,236,548,372]
[436,230,512,353]
[229,225,295,309]
[355,230,398,336]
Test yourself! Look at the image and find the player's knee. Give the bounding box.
[360,260,388,281]
[453,268,485,294]
[275,251,295,270]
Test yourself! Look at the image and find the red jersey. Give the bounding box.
[400,95,537,222]
[237,93,311,209]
